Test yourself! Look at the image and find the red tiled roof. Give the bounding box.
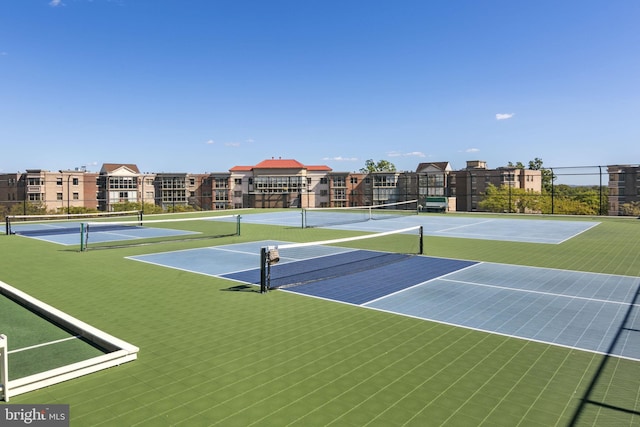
[306,165,332,171]
[230,159,332,172]
[254,159,305,169]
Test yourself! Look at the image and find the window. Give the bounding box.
[252,176,304,193]
[332,177,346,187]
[350,177,358,184]
[234,178,242,185]
[28,177,42,186]
[373,175,397,187]
[234,191,242,198]
[72,177,79,185]
[57,178,63,186]
[73,193,79,200]
[110,176,137,189]
[189,178,195,186]
[57,193,63,200]
[320,177,328,184]
[28,193,41,201]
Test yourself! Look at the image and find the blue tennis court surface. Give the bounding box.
[8,221,200,245]
[7,212,598,245]
[128,241,640,361]
[238,211,599,244]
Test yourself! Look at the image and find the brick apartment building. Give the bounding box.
[13,158,640,216]
[607,164,640,215]
[455,160,543,212]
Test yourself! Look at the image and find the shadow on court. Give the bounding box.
[221,284,260,293]
[568,281,640,426]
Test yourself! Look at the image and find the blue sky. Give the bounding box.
[1,0,638,176]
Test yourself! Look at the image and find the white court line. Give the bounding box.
[364,262,481,306]
[8,336,79,354]
[438,277,640,306]
[434,219,495,233]
[556,221,601,244]
[363,304,640,362]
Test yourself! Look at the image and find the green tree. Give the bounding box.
[620,201,640,216]
[528,157,554,193]
[8,202,47,216]
[478,184,544,213]
[59,206,99,215]
[360,159,396,173]
[110,201,163,214]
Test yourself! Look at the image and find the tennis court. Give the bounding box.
[3,212,639,425]
[6,214,240,248]
[238,210,600,244]
[129,240,640,361]
[8,220,198,246]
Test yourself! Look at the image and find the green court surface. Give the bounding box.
[1,211,639,426]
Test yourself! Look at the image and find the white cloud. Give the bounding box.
[225,142,241,147]
[205,139,215,145]
[387,151,426,158]
[496,113,515,120]
[466,148,480,153]
[322,156,358,162]
[49,0,65,7]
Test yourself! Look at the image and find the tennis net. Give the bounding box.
[302,200,419,228]
[260,225,423,293]
[6,210,142,236]
[80,214,241,251]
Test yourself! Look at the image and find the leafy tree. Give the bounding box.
[8,202,47,216]
[58,206,99,215]
[507,161,525,169]
[166,204,195,213]
[527,157,554,193]
[620,201,640,216]
[110,201,163,214]
[478,184,545,213]
[360,159,396,173]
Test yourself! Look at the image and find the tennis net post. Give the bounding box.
[0,334,8,401]
[260,246,281,293]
